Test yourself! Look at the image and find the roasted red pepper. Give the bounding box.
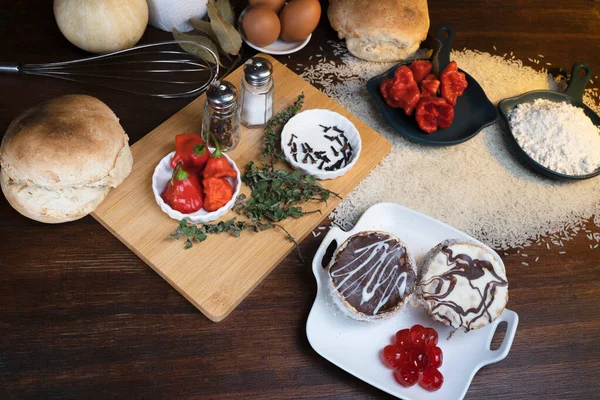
[415,97,455,134]
[420,74,440,97]
[170,133,210,172]
[203,177,233,212]
[409,60,433,83]
[440,61,468,106]
[203,137,237,179]
[161,163,204,214]
[380,79,403,109]
[380,66,421,116]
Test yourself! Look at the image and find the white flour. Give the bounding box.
[300,42,600,250]
[508,99,600,175]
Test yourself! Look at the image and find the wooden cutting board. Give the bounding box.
[92,54,391,322]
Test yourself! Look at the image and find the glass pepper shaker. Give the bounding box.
[202,80,241,152]
[240,57,274,128]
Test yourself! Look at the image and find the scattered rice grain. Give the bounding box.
[300,46,600,250]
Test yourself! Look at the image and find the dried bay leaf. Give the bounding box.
[207,0,242,56]
[172,28,221,65]
[189,17,219,42]
[216,0,235,26]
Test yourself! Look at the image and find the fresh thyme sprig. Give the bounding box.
[237,161,341,222]
[262,93,305,165]
[170,217,304,261]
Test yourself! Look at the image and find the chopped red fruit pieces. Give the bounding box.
[381,59,468,133]
[381,324,444,392]
[420,74,440,97]
[380,66,421,116]
[409,60,433,83]
[415,96,455,134]
[440,61,468,106]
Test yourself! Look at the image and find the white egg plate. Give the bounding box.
[237,7,311,55]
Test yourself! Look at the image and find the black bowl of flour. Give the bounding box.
[498,62,600,181]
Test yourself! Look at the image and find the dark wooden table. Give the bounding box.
[1,1,599,399]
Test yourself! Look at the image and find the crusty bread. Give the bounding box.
[328,0,430,62]
[0,95,133,223]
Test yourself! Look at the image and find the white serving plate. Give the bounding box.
[280,109,362,180]
[306,203,518,400]
[238,8,311,55]
[152,151,241,224]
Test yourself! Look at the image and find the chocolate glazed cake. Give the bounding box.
[417,239,509,332]
[327,231,417,321]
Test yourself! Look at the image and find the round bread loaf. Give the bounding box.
[0,95,133,223]
[327,231,417,321]
[417,239,509,332]
[328,0,430,62]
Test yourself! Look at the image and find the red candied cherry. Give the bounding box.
[409,324,427,348]
[424,327,438,347]
[427,346,443,368]
[395,329,411,348]
[394,364,419,387]
[419,366,444,391]
[382,345,408,369]
[409,347,430,371]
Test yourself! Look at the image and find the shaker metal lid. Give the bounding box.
[244,57,273,86]
[206,80,237,110]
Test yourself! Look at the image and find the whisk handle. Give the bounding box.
[0,63,21,73]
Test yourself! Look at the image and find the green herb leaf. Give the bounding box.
[207,0,242,56]
[262,94,305,164]
[216,0,235,26]
[172,28,221,65]
[189,18,219,43]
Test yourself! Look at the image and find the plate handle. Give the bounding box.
[312,226,347,274]
[479,309,519,365]
[432,24,456,75]
[563,62,592,101]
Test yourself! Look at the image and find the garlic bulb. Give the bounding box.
[147,0,209,32]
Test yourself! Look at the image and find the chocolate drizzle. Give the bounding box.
[420,246,508,331]
[329,232,416,317]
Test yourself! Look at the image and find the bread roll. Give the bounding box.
[328,0,430,62]
[0,95,133,223]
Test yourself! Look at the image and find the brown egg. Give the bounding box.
[248,0,286,13]
[242,6,281,47]
[279,0,321,42]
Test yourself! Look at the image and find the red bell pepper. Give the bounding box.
[415,97,455,134]
[170,133,210,172]
[420,74,440,97]
[203,136,237,179]
[409,60,433,83]
[203,177,233,212]
[161,163,204,214]
[440,61,468,106]
[380,66,421,116]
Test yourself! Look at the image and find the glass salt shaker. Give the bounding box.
[202,80,241,152]
[240,57,274,128]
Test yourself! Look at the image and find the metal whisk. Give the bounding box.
[0,41,220,98]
